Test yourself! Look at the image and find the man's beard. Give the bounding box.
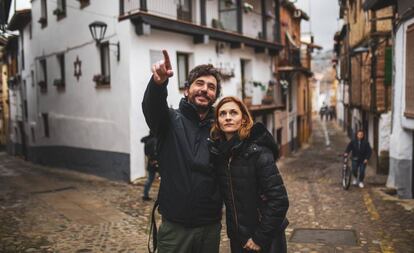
[188,92,214,113]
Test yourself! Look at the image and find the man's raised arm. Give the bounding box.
[142,50,174,135]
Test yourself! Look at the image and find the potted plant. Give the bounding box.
[262,85,274,105]
[53,79,65,88]
[93,74,110,86]
[38,17,47,25]
[243,2,254,13]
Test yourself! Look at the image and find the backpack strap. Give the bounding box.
[148,199,159,253]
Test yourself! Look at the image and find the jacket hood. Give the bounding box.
[247,123,279,160]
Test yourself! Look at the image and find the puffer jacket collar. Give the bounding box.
[179,98,214,125]
[210,123,279,160]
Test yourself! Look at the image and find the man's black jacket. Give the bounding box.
[142,77,222,227]
[209,123,289,249]
[345,139,372,162]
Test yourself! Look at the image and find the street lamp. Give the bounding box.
[88,21,120,61]
[89,21,107,44]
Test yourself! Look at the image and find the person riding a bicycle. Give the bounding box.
[344,130,372,188]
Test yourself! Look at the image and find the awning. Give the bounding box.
[7,9,31,31]
[363,0,395,11]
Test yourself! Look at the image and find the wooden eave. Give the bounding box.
[350,31,392,50]
[7,9,31,31]
[119,11,283,54]
[248,104,285,114]
[301,41,323,50]
[277,66,313,77]
[362,0,396,11]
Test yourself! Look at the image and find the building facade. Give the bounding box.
[337,0,394,175]
[4,0,316,181]
[364,0,414,198]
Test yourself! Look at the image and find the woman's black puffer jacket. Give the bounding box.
[209,123,289,250]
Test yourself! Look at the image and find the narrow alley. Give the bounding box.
[0,118,413,253]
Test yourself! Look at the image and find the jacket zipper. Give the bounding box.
[227,156,240,234]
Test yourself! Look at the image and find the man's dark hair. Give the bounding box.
[185,64,222,97]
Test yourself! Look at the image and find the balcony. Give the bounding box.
[278,48,312,76]
[119,0,282,53]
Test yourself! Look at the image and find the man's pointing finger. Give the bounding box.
[163,50,172,70]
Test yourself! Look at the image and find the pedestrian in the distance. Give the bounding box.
[209,96,289,253]
[142,50,223,253]
[344,130,372,188]
[140,133,159,201]
[319,103,327,121]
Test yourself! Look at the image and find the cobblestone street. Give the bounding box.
[0,118,413,253]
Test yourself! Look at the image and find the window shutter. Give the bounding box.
[384,47,392,86]
[405,24,414,118]
[351,57,361,106]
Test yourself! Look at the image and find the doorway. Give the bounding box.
[412,132,414,198]
[240,59,252,99]
[18,121,27,160]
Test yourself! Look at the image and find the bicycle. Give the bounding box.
[341,154,352,190]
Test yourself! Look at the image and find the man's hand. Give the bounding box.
[243,238,261,252]
[152,50,174,85]
[364,159,368,164]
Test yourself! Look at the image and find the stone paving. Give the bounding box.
[0,118,413,253]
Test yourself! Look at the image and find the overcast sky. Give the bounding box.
[295,0,341,51]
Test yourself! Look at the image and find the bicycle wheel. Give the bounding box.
[342,163,352,190]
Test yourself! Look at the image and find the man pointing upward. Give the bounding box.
[142,50,223,253]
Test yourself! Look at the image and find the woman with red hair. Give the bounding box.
[209,96,289,252]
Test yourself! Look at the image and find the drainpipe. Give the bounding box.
[261,0,267,40]
[237,0,243,34]
[140,0,147,12]
[275,0,281,43]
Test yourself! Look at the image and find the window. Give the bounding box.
[31,70,35,87]
[405,24,414,118]
[274,81,284,106]
[53,0,67,20]
[21,32,24,70]
[39,0,48,28]
[31,126,36,143]
[219,0,238,32]
[39,59,47,92]
[42,113,49,138]
[54,53,65,88]
[29,22,32,39]
[177,53,189,89]
[94,42,110,86]
[288,85,293,112]
[24,99,28,121]
[23,79,28,121]
[177,0,192,22]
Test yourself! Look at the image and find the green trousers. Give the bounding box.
[157,219,221,253]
